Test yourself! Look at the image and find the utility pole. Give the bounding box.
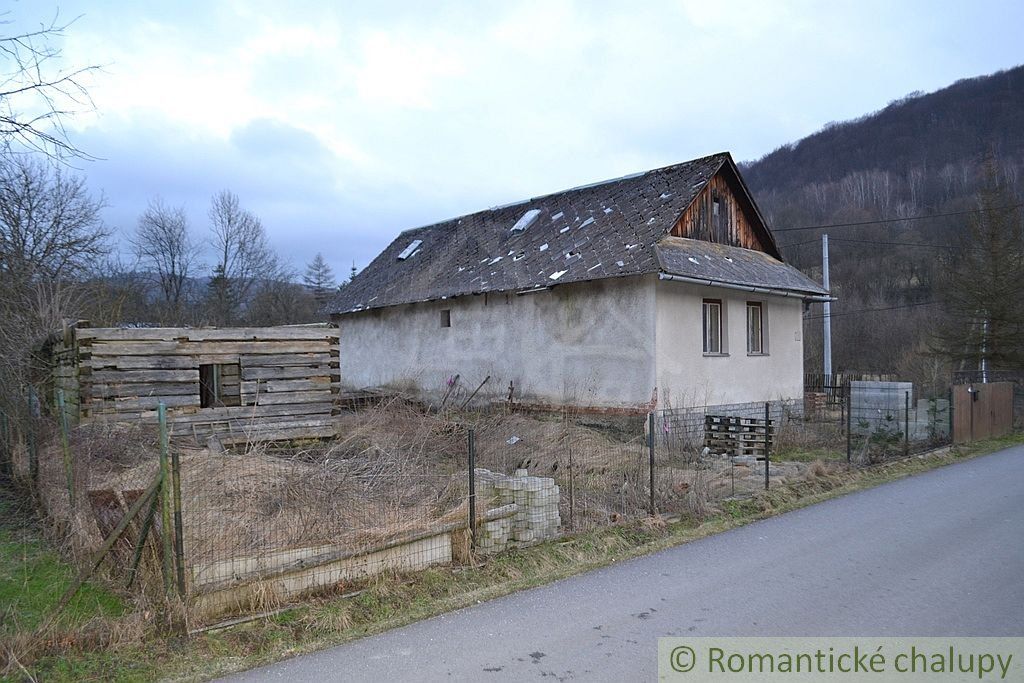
[822,233,832,378]
[981,318,989,383]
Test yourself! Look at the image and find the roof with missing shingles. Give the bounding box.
[656,237,827,295]
[328,152,825,314]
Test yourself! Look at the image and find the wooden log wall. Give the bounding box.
[50,323,81,421]
[671,171,769,252]
[67,325,340,443]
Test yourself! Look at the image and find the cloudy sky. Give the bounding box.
[7,0,1024,280]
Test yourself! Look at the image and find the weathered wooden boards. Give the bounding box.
[56,324,340,443]
[671,171,768,252]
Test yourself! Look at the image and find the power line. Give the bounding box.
[824,237,953,249]
[804,300,939,320]
[772,203,1024,233]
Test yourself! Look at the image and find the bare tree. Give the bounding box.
[0,155,108,289]
[206,190,277,324]
[303,252,335,305]
[132,197,200,322]
[0,13,100,160]
[249,277,319,325]
[0,156,106,436]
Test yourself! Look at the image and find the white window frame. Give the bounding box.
[702,299,725,355]
[747,301,767,355]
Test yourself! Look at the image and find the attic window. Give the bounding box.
[511,209,541,233]
[712,194,721,216]
[440,309,451,328]
[397,239,423,260]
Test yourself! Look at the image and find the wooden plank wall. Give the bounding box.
[67,325,340,443]
[671,171,769,252]
[952,382,1014,443]
[51,324,81,420]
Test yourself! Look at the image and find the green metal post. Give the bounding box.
[57,389,74,505]
[158,403,174,596]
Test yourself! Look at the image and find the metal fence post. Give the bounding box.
[648,412,656,516]
[158,403,174,596]
[56,389,75,506]
[170,425,186,597]
[846,384,853,466]
[567,440,575,531]
[764,402,770,491]
[948,386,954,443]
[27,388,39,490]
[468,427,476,549]
[904,390,910,457]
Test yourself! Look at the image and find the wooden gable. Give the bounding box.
[669,162,780,258]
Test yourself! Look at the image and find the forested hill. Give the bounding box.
[744,65,1024,193]
[739,65,1024,386]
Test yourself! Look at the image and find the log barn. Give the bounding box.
[46,323,339,444]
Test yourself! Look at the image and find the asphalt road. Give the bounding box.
[224,445,1024,681]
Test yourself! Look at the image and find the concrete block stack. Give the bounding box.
[475,516,512,555]
[496,469,561,545]
[472,468,561,551]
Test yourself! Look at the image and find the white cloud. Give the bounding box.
[11,0,1023,275]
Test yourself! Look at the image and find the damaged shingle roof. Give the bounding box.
[329,152,825,314]
[657,237,827,295]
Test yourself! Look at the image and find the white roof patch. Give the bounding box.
[397,239,423,260]
[549,269,568,281]
[511,208,542,233]
[539,243,549,252]
[580,217,596,228]
[551,211,564,221]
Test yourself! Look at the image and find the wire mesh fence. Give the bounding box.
[4,379,959,624]
[847,381,951,463]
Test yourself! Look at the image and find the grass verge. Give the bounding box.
[0,481,125,678]
[5,433,1023,682]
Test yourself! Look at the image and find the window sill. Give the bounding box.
[703,352,730,357]
[747,352,769,357]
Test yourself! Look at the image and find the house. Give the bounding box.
[328,152,830,411]
[45,323,340,443]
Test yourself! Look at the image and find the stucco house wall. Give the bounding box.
[337,275,807,410]
[654,279,805,407]
[336,276,658,408]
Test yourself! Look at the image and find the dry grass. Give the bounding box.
[27,397,824,627]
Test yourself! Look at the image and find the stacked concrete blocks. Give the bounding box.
[473,468,561,554]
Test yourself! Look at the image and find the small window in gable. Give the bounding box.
[200,362,241,408]
[440,309,451,328]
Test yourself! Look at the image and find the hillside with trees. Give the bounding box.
[742,65,1024,389]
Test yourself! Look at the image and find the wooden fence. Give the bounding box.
[952,382,1014,443]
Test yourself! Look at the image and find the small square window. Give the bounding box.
[440,309,451,328]
[199,362,241,408]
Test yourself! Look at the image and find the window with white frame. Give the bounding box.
[702,299,723,354]
[747,301,765,354]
